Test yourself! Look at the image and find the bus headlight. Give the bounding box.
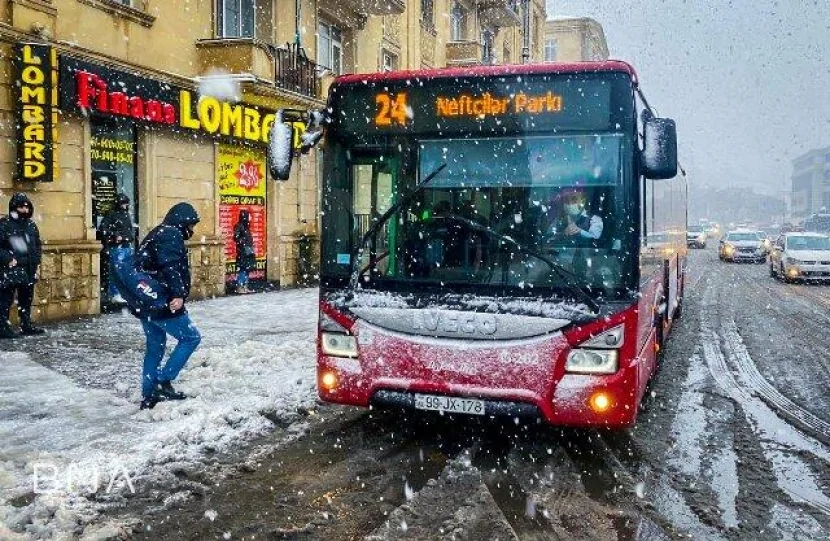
[565,349,619,374]
[321,332,358,358]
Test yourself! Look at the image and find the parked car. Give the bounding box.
[769,232,830,282]
[686,225,707,248]
[719,230,766,263]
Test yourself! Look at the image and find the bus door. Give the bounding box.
[351,154,399,276]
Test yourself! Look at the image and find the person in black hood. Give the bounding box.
[99,193,136,303]
[233,210,255,294]
[132,202,202,410]
[0,193,44,338]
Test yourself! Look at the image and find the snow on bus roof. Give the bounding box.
[333,60,638,86]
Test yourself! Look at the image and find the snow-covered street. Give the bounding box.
[2,251,830,540]
[0,289,319,539]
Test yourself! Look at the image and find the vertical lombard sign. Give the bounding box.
[15,44,58,183]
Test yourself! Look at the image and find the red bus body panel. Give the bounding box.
[318,300,654,428]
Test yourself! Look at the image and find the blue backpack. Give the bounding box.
[110,251,169,315]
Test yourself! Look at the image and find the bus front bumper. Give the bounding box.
[317,351,640,429]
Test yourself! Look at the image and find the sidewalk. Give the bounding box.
[0,288,319,540]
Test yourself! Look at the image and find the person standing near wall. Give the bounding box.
[99,193,136,303]
[0,193,45,338]
[233,210,255,294]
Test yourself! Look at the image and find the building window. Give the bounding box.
[450,2,467,41]
[421,0,435,31]
[381,49,399,72]
[482,29,495,65]
[545,38,557,62]
[218,0,255,38]
[318,21,343,75]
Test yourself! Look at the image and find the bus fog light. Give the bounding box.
[589,392,612,413]
[565,349,619,374]
[320,370,338,391]
[321,332,358,358]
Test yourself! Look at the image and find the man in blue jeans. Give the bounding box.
[133,203,202,410]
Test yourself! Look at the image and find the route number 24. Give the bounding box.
[375,93,409,127]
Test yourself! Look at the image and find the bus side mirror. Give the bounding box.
[642,116,678,180]
[268,112,294,181]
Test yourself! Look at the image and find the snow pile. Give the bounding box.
[0,289,319,539]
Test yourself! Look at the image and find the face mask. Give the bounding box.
[565,203,581,217]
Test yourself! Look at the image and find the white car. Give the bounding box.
[769,232,830,282]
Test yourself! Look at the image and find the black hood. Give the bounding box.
[163,202,200,237]
[239,210,250,225]
[9,193,34,218]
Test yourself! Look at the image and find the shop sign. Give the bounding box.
[60,55,305,148]
[15,44,58,182]
[218,144,268,285]
[59,56,179,128]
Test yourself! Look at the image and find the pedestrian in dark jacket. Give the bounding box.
[99,193,135,303]
[0,193,44,338]
[233,210,255,294]
[133,202,202,410]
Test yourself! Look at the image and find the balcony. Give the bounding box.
[476,0,521,27]
[195,40,321,99]
[196,38,275,82]
[274,44,320,99]
[445,41,484,67]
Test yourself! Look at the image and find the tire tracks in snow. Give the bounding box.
[699,274,830,517]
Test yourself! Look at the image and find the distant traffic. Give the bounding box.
[688,216,830,283]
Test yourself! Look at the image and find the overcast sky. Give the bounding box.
[547,1,830,195]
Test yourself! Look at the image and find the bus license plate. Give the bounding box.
[414,394,485,415]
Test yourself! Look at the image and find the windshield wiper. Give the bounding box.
[432,214,601,315]
[350,162,447,288]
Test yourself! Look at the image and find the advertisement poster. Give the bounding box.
[218,144,267,288]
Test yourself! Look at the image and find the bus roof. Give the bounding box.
[334,60,638,86]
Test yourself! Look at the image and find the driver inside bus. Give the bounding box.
[547,187,604,245]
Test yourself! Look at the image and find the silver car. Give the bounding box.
[769,232,830,282]
[719,230,765,263]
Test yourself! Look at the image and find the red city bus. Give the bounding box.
[271,61,687,428]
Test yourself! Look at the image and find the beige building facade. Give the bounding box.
[2,0,543,324]
[544,16,609,62]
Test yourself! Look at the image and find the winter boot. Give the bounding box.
[0,324,19,339]
[140,395,160,410]
[20,322,45,336]
[156,380,186,401]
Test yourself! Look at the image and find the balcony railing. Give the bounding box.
[274,44,320,98]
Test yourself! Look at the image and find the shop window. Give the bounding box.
[218,0,255,38]
[90,118,138,306]
[318,21,343,75]
[450,2,467,41]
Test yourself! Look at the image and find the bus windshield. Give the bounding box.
[320,70,638,298]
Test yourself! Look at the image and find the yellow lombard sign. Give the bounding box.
[179,90,306,148]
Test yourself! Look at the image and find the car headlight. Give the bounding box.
[321,332,358,358]
[698,234,706,242]
[724,244,735,253]
[565,349,619,374]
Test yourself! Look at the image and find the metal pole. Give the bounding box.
[521,0,531,63]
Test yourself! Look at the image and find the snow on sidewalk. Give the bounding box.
[0,288,319,540]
